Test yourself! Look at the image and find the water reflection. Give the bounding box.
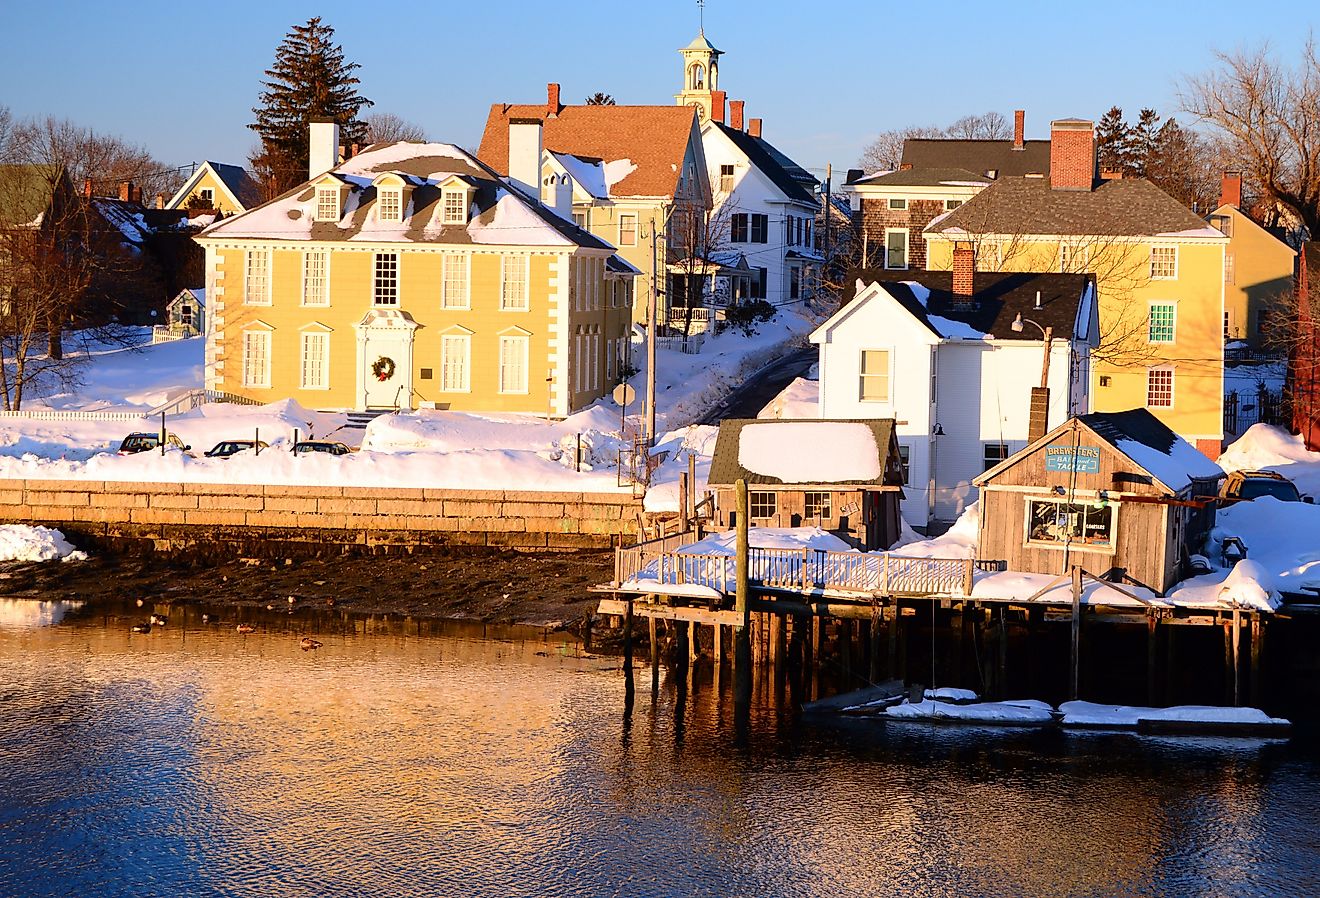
[0,604,1314,898]
[0,597,84,629]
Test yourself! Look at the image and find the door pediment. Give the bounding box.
[353,308,421,331]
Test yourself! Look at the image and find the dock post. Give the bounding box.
[624,596,635,701]
[1165,622,1178,705]
[869,605,882,684]
[649,616,660,692]
[690,621,700,664]
[675,621,689,681]
[839,619,852,686]
[713,622,723,666]
[887,605,900,681]
[734,478,752,706]
[997,606,1009,700]
[1232,609,1242,707]
[1250,616,1263,707]
[1146,611,1158,706]
[1223,615,1234,706]
[1070,565,1082,701]
[950,604,964,686]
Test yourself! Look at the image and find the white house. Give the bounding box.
[810,268,1099,530]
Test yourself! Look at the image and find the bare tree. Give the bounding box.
[946,111,1011,140]
[665,200,738,337]
[1183,39,1320,237]
[857,112,1010,172]
[8,115,180,201]
[363,112,428,144]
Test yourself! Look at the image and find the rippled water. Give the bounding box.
[0,602,1317,898]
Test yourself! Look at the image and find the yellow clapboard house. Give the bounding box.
[923,119,1229,458]
[195,124,637,415]
[166,161,262,216]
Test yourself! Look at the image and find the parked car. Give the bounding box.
[292,440,353,457]
[1219,470,1312,505]
[205,439,269,459]
[117,432,191,455]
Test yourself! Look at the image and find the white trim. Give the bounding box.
[439,333,471,393]
[1150,245,1179,280]
[1023,495,1119,555]
[299,330,331,391]
[499,254,530,311]
[498,334,530,395]
[1147,300,1177,344]
[300,249,330,307]
[441,253,471,310]
[883,228,908,270]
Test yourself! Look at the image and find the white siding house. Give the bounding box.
[811,273,1098,530]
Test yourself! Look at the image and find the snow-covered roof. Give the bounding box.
[707,418,900,487]
[550,151,609,200]
[198,142,614,251]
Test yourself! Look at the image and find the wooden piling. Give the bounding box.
[1231,609,1242,707]
[1146,612,1158,706]
[1250,616,1263,707]
[734,478,752,704]
[713,622,723,666]
[997,607,1009,700]
[1223,616,1234,706]
[869,606,882,684]
[1069,565,1082,701]
[690,621,700,664]
[887,605,900,681]
[839,619,852,686]
[624,597,634,701]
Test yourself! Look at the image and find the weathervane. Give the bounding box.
[698,0,705,32]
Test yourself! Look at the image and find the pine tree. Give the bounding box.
[1095,106,1131,175]
[584,92,616,106]
[1129,108,1161,178]
[249,17,373,195]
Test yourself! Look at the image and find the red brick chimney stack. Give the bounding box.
[710,90,726,124]
[83,178,93,198]
[118,181,132,202]
[729,100,745,131]
[546,82,562,118]
[130,184,142,204]
[952,242,975,298]
[1221,170,1243,209]
[748,118,762,139]
[1013,110,1025,150]
[1049,119,1096,191]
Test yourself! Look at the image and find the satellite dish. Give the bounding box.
[612,383,636,406]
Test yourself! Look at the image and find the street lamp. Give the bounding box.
[1011,307,1055,438]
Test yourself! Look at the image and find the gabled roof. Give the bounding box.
[1207,203,1296,253]
[478,104,700,198]
[839,269,1095,342]
[90,198,188,244]
[166,161,262,211]
[197,141,614,251]
[902,138,1051,178]
[0,164,65,226]
[977,409,1223,493]
[712,122,817,205]
[927,176,1222,238]
[851,166,992,189]
[707,418,901,488]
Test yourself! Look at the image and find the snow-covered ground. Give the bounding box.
[0,525,86,562]
[1058,701,1288,728]
[757,376,819,420]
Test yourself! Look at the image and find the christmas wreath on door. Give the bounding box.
[372,356,396,382]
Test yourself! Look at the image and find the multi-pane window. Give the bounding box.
[859,349,890,401]
[983,442,1009,472]
[378,188,402,222]
[315,187,339,222]
[1150,245,1178,279]
[1147,367,1174,408]
[1224,310,1233,341]
[804,491,832,519]
[618,214,637,246]
[302,250,329,306]
[443,191,467,224]
[1027,500,1116,549]
[1060,243,1089,273]
[300,331,329,390]
[719,164,735,193]
[572,210,587,230]
[440,334,470,391]
[498,335,529,394]
[750,213,768,243]
[242,330,270,388]
[945,199,961,211]
[1148,302,1176,343]
[501,255,528,310]
[198,188,214,206]
[790,266,801,299]
[244,249,271,305]
[750,491,777,519]
[885,229,907,269]
[373,252,398,306]
[731,213,748,243]
[888,198,907,210]
[1224,251,1235,285]
[442,254,469,309]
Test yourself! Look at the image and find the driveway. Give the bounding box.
[700,345,816,423]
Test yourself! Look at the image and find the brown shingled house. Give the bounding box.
[478,85,712,324]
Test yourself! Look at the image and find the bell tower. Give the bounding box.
[674,29,723,123]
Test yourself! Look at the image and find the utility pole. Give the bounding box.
[823,162,832,270]
[647,221,659,447]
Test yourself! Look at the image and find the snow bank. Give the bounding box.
[644,425,718,513]
[0,525,86,562]
[20,330,202,413]
[924,687,978,703]
[738,422,880,483]
[757,376,819,420]
[1059,701,1288,728]
[894,503,979,558]
[885,698,1054,724]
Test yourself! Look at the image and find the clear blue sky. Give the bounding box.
[6,1,1318,185]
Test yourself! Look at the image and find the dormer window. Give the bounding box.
[315,187,340,222]
[378,188,402,222]
[443,191,467,225]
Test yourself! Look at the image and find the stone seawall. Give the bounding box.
[0,480,641,555]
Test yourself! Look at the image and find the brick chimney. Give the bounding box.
[748,118,762,139]
[952,242,975,299]
[309,118,340,179]
[130,184,142,204]
[118,181,132,202]
[155,193,164,210]
[899,163,913,171]
[1221,170,1243,209]
[729,100,745,132]
[546,82,562,118]
[710,90,727,124]
[1049,119,1095,191]
[1013,110,1025,150]
[83,178,93,198]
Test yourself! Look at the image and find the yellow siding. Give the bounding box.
[210,243,631,415]
[176,169,247,216]
[927,235,1226,444]
[577,201,663,323]
[1214,206,1295,348]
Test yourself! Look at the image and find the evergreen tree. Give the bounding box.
[1129,108,1161,178]
[1095,106,1131,174]
[584,92,616,106]
[249,17,373,195]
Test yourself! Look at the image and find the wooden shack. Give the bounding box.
[706,418,905,550]
[974,410,1224,594]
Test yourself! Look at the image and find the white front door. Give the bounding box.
[353,309,419,411]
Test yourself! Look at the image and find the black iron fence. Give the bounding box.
[1224,386,1288,437]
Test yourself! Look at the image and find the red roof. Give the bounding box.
[478,103,699,199]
